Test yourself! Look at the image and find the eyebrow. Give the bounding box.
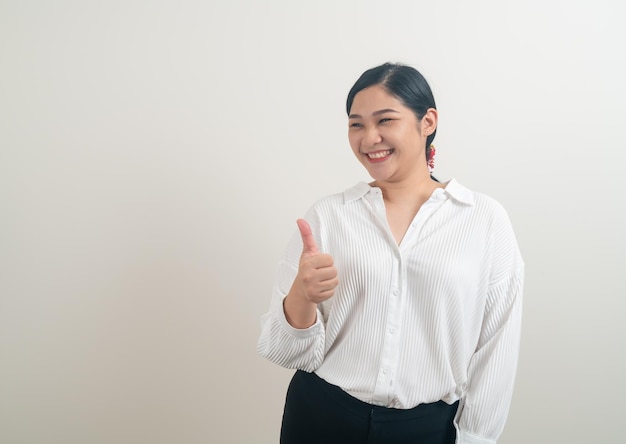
[348,108,400,119]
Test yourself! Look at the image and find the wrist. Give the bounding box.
[283,291,317,329]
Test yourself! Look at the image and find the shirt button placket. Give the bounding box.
[373,255,403,406]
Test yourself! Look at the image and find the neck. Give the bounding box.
[372,173,442,204]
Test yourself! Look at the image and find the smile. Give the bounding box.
[366,149,394,160]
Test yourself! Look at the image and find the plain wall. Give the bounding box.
[1,1,624,443]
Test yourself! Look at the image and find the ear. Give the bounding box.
[420,108,438,136]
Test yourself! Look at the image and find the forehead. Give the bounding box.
[350,84,407,114]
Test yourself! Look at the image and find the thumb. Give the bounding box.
[296,219,319,256]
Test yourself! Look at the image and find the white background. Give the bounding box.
[1,1,624,443]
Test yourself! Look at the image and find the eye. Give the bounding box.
[349,122,363,128]
[379,118,392,124]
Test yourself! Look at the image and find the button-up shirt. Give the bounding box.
[258,179,524,444]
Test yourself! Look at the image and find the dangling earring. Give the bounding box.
[428,144,436,172]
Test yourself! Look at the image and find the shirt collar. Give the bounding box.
[343,179,475,206]
[343,182,372,203]
[443,179,475,205]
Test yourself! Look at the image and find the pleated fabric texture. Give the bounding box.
[258,179,524,444]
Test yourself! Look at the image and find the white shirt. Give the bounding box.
[257,180,524,444]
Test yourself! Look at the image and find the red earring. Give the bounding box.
[428,145,436,172]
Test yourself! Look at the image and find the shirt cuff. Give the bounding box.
[457,430,496,444]
[277,302,322,338]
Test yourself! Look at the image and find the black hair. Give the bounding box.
[346,63,438,172]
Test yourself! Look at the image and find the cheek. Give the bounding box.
[348,133,360,152]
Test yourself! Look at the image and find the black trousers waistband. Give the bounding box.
[280,370,458,444]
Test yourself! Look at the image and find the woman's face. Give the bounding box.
[348,84,436,186]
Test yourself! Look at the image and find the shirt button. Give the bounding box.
[389,328,395,334]
[392,290,399,296]
[382,368,389,375]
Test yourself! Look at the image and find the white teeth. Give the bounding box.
[368,150,391,159]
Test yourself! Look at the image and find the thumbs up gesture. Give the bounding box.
[295,219,339,304]
[283,219,338,328]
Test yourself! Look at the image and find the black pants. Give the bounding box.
[281,370,458,444]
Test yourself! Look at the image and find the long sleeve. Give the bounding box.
[257,225,327,372]
[258,180,524,433]
[455,205,525,444]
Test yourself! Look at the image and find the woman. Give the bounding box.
[258,63,524,444]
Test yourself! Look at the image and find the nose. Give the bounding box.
[363,126,382,148]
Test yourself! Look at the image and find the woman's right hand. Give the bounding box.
[283,219,338,328]
[294,219,338,303]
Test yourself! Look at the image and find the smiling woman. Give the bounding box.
[347,63,438,176]
[257,63,524,444]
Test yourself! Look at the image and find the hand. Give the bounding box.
[294,219,338,304]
